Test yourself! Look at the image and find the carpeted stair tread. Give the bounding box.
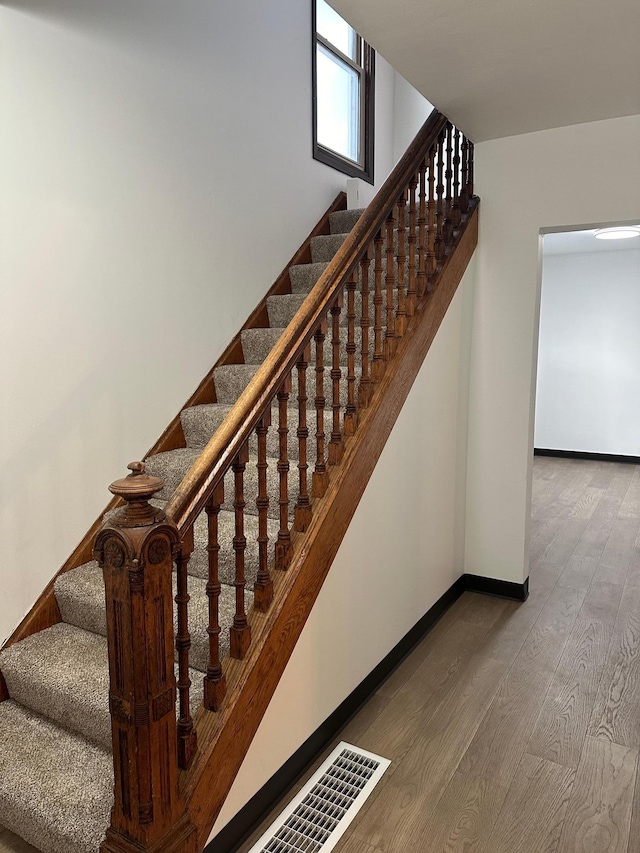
[54,562,241,672]
[0,700,112,853]
[310,233,349,263]
[289,262,329,294]
[180,402,234,449]
[266,291,396,329]
[183,401,314,462]
[329,209,365,234]
[213,363,260,405]
[54,563,108,637]
[241,327,284,363]
[144,447,298,517]
[143,447,201,499]
[220,453,299,521]
[188,510,279,585]
[0,624,204,751]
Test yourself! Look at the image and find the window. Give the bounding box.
[312,0,375,183]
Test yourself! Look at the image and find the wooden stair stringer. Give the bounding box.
[184,205,479,850]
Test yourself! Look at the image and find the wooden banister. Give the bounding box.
[164,111,449,535]
[96,107,476,853]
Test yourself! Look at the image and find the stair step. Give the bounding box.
[144,448,299,520]
[142,447,201,498]
[180,402,234,448]
[310,227,406,263]
[239,326,375,368]
[54,562,243,673]
[289,262,329,294]
[183,401,311,459]
[310,233,349,263]
[266,291,395,329]
[0,624,204,751]
[213,363,260,405]
[188,510,279,585]
[329,208,365,234]
[0,700,112,853]
[241,327,284,363]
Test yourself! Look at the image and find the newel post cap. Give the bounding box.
[107,462,167,528]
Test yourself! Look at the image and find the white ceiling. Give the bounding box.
[544,228,640,256]
[330,0,640,141]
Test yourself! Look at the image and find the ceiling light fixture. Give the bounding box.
[594,226,640,240]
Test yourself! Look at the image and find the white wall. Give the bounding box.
[211,255,476,838]
[465,114,640,584]
[392,73,434,165]
[0,0,422,642]
[535,248,640,456]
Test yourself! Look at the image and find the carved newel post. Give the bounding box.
[94,462,197,853]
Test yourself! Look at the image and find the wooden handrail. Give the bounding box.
[96,105,477,852]
[165,110,449,533]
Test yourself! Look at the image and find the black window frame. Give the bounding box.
[312,0,375,184]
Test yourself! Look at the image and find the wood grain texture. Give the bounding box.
[526,615,614,769]
[478,754,575,853]
[628,766,640,853]
[425,771,508,853]
[555,737,637,853]
[350,655,506,851]
[588,585,640,749]
[186,205,479,849]
[355,618,491,766]
[234,458,640,853]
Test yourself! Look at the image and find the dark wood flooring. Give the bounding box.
[238,457,640,853]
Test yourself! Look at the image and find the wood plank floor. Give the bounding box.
[2,457,639,853]
[237,457,640,853]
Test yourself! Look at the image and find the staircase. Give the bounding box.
[0,112,478,853]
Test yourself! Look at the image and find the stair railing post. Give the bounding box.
[94,462,197,853]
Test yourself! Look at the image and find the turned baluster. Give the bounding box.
[452,127,462,228]
[395,191,407,337]
[230,443,251,659]
[254,411,274,608]
[468,140,475,199]
[406,175,418,315]
[384,208,397,359]
[371,229,385,381]
[344,269,358,436]
[443,123,454,246]
[328,293,344,465]
[294,347,312,531]
[275,375,293,569]
[435,130,446,263]
[312,321,329,498]
[203,482,226,712]
[460,136,470,214]
[417,160,428,297]
[358,246,373,408]
[95,463,198,852]
[175,527,197,769]
[427,144,437,280]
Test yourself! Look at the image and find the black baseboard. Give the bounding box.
[464,573,529,602]
[534,448,640,465]
[204,572,527,853]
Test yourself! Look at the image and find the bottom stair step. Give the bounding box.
[0,623,204,752]
[0,700,112,853]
